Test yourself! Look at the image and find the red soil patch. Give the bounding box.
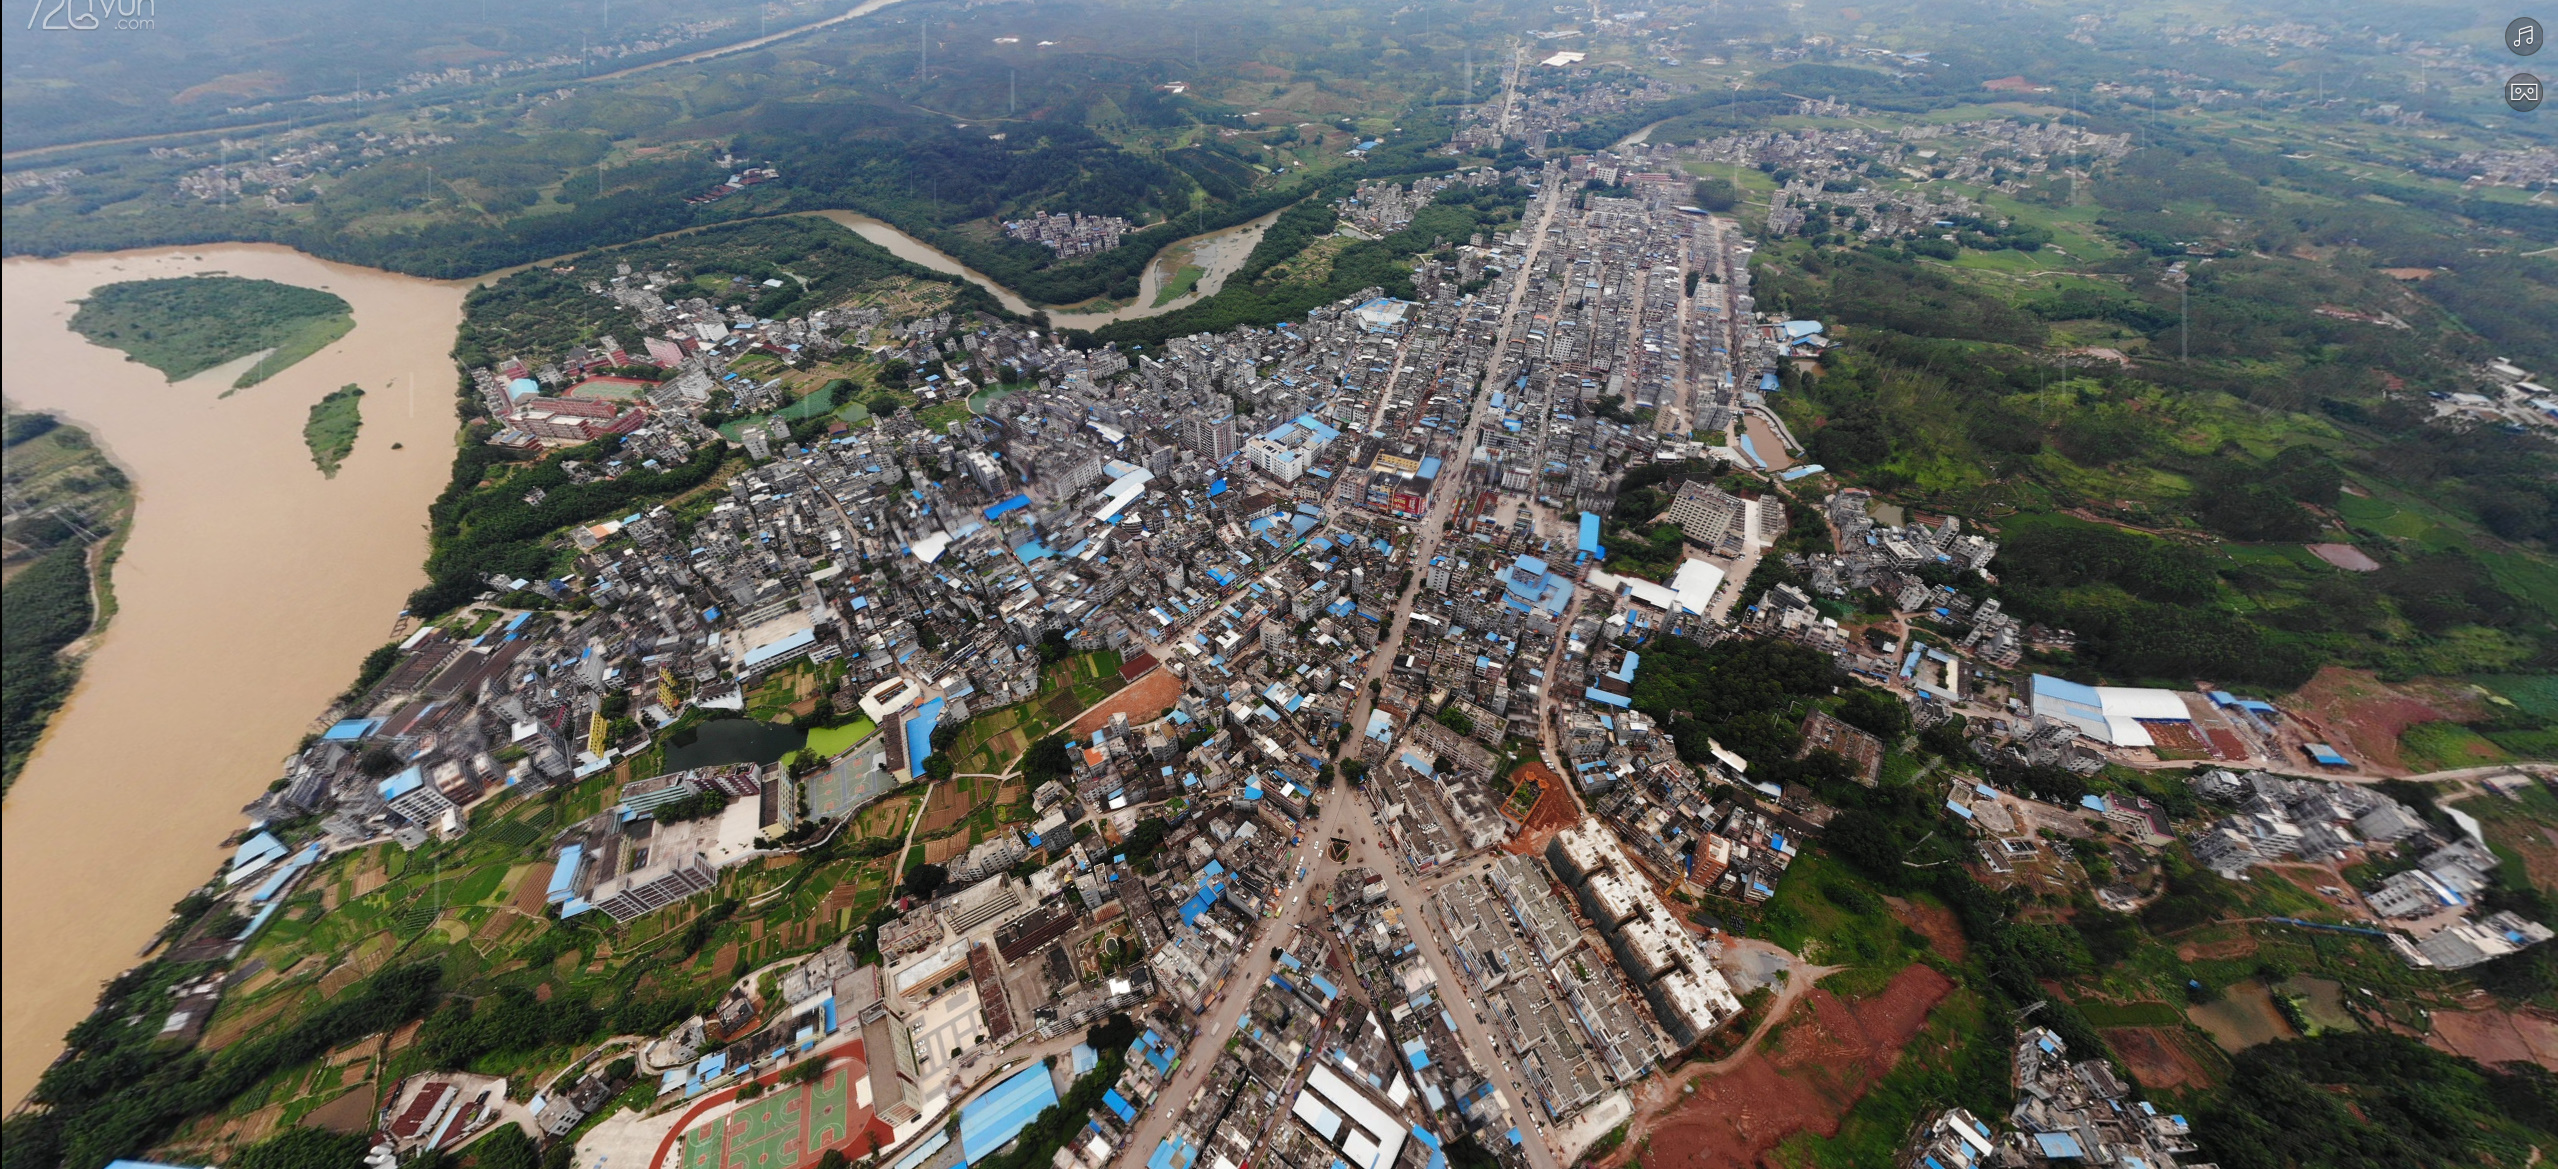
[1888,897,1968,962]
[2141,718,2211,755]
[1071,667,1183,738]
[1501,762,1580,855]
[2428,1008,2558,1072]
[1639,964,1955,1169]
[2283,667,2491,774]
[2105,1027,2215,1090]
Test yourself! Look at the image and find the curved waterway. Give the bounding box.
[0,244,464,1107]
[0,203,1272,1105]
[805,208,1282,330]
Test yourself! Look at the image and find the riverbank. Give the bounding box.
[803,208,1282,329]
[0,244,466,1107]
[0,413,133,794]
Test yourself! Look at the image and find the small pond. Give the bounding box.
[662,718,806,770]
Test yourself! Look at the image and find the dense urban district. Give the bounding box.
[7,4,2558,1169]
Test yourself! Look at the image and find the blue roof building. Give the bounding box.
[905,698,947,770]
[1576,512,1605,560]
[959,1064,1061,1163]
[1500,555,1574,619]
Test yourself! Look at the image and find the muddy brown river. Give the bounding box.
[0,206,1270,1104]
[1,245,464,1105]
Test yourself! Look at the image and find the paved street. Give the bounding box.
[1116,178,1574,1169]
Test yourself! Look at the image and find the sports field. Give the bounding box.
[675,1062,886,1169]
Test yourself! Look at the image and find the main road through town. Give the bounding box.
[1115,177,1570,1169]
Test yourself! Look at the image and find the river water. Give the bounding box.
[0,206,1260,1106]
[808,208,1282,330]
[0,245,465,1106]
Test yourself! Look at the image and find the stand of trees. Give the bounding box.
[408,437,734,617]
[2194,1032,2557,1168]
[415,985,603,1071]
[1627,636,1849,774]
[2,543,92,789]
[3,963,444,1169]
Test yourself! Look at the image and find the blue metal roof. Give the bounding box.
[960,1065,1061,1163]
[905,698,946,769]
[546,845,584,902]
[2033,1132,2084,1159]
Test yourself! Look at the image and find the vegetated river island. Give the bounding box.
[0,245,464,1109]
[66,274,356,392]
[304,384,366,477]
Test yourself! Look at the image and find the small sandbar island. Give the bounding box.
[1,245,465,1105]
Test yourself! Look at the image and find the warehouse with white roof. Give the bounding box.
[2026,674,2192,748]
